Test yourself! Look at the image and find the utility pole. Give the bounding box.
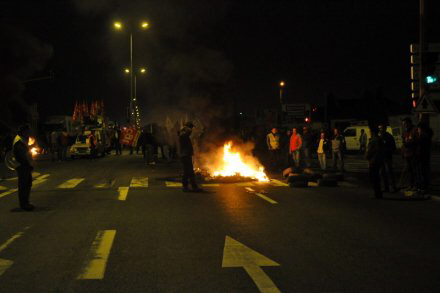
[419,0,426,99]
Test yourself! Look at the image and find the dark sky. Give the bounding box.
[1,0,440,125]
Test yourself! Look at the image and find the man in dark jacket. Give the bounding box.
[366,126,384,199]
[13,125,34,211]
[378,124,397,193]
[178,122,201,192]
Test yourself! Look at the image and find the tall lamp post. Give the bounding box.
[114,20,149,128]
[278,81,285,125]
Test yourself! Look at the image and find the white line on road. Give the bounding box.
[0,227,31,276]
[118,187,129,201]
[0,189,18,199]
[255,193,278,204]
[77,230,116,280]
[245,187,255,192]
[201,183,220,187]
[165,181,182,187]
[130,177,148,188]
[269,179,288,187]
[0,185,7,191]
[58,178,85,189]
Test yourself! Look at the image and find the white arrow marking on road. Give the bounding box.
[0,227,30,276]
[118,187,129,201]
[130,177,148,188]
[77,230,116,280]
[222,236,281,293]
[32,174,50,188]
[58,178,85,189]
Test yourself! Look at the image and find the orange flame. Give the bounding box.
[212,142,269,182]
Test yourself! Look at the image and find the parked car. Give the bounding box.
[70,129,109,158]
[343,125,402,151]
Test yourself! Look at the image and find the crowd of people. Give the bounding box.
[265,117,434,199]
[265,126,347,172]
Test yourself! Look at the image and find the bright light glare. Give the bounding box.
[280,81,285,87]
[124,68,130,73]
[114,22,122,30]
[141,21,149,29]
[140,68,147,73]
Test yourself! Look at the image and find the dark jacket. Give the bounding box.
[302,132,314,150]
[380,131,396,159]
[178,127,193,157]
[13,136,33,169]
[366,136,384,167]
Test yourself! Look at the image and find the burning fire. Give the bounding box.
[28,137,40,157]
[212,142,269,182]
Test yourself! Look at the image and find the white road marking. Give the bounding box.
[0,189,18,199]
[32,174,50,188]
[201,183,220,187]
[0,227,31,276]
[235,182,256,187]
[255,193,278,204]
[245,187,277,204]
[77,230,116,280]
[307,181,318,187]
[130,177,148,188]
[5,177,18,181]
[165,181,182,187]
[58,178,85,189]
[222,236,281,293]
[94,179,116,189]
[269,179,288,187]
[338,181,358,188]
[0,185,7,191]
[117,187,129,201]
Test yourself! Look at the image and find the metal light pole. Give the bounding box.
[419,0,425,99]
[130,32,134,125]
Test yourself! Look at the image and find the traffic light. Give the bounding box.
[424,52,439,85]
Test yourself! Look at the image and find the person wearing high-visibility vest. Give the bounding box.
[13,124,34,211]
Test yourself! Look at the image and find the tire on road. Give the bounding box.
[289,180,308,188]
[317,178,338,187]
[288,173,309,183]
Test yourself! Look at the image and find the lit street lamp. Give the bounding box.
[124,67,147,126]
[279,81,285,104]
[114,20,149,127]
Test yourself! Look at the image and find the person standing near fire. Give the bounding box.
[13,125,34,211]
[266,128,280,171]
[289,127,302,168]
[178,122,202,192]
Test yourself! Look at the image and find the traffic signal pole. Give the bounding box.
[419,0,425,99]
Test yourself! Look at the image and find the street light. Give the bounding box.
[279,81,285,104]
[113,20,150,128]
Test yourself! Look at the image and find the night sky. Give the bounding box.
[1,0,440,126]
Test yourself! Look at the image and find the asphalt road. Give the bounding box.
[0,153,439,292]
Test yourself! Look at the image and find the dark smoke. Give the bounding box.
[0,23,53,128]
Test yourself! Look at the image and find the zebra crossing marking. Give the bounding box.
[117,187,129,201]
[58,178,85,189]
[130,177,148,188]
[94,179,116,189]
[77,230,116,280]
[0,189,18,199]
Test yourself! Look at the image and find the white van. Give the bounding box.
[343,126,402,151]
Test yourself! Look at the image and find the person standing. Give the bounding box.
[302,126,313,168]
[13,125,34,211]
[316,131,329,170]
[399,118,418,190]
[59,128,69,160]
[415,122,433,193]
[281,129,292,168]
[359,129,367,154]
[178,122,201,192]
[331,128,345,171]
[50,130,59,162]
[378,124,397,193]
[266,128,280,171]
[289,127,302,168]
[113,126,122,155]
[366,126,384,199]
